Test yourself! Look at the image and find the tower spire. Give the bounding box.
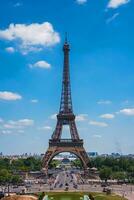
[65,32,68,43]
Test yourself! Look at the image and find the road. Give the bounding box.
[52,170,78,190]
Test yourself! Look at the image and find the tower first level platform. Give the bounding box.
[43,139,90,171]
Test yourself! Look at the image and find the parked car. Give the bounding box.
[0,191,4,199]
[103,187,112,194]
[101,182,108,187]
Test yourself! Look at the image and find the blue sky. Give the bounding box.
[0,0,134,155]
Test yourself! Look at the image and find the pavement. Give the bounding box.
[125,192,134,200]
[1,195,37,200]
[115,191,134,200]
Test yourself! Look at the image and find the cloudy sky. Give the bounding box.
[0,0,134,155]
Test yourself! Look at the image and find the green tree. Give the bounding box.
[112,172,126,180]
[72,159,82,168]
[99,167,112,181]
[38,192,45,200]
[49,160,60,169]
[11,175,22,185]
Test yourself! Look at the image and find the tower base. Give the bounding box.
[42,139,90,174]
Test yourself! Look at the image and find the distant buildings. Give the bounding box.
[0,152,41,160]
[0,152,134,160]
[87,152,98,157]
[111,152,121,158]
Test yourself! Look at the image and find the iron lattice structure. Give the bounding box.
[42,39,90,173]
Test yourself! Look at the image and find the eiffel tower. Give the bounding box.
[42,36,90,173]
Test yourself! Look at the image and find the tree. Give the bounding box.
[88,194,94,200]
[0,158,10,170]
[0,169,11,185]
[38,192,45,200]
[11,175,22,185]
[112,172,126,180]
[99,167,112,181]
[72,159,82,168]
[49,160,60,169]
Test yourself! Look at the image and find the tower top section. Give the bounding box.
[59,37,73,114]
[63,33,70,52]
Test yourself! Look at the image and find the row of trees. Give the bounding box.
[0,157,41,187]
[0,157,63,172]
[72,156,134,182]
[0,169,22,186]
[90,157,134,172]
[0,156,134,183]
[0,157,42,172]
[92,157,134,182]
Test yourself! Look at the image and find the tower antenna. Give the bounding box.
[65,32,68,43]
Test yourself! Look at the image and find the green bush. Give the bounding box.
[38,192,45,200]
[88,193,94,200]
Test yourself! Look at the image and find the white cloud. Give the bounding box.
[1,130,12,135]
[107,0,130,9]
[29,60,51,69]
[119,108,134,116]
[5,47,15,53]
[39,126,52,130]
[4,119,34,129]
[0,91,22,101]
[97,100,112,105]
[14,2,23,7]
[122,100,129,105]
[93,134,102,138]
[99,113,115,119]
[0,22,60,53]
[76,114,88,122]
[3,124,15,129]
[17,119,34,126]
[22,47,42,55]
[76,0,87,4]
[106,13,119,24]
[0,118,4,123]
[0,129,24,135]
[50,113,57,120]
[89,120,108,127]
[31,99,38,103]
